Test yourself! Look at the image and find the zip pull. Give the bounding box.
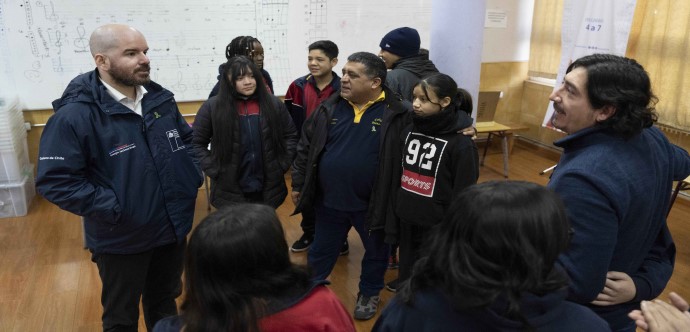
[141,119,146,133]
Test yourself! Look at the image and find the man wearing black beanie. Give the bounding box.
[378,27,440,102]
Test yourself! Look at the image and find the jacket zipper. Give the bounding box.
[243,100,260,183]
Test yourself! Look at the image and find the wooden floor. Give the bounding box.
[1,139,689,332]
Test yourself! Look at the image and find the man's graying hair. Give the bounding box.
[347,52,387,85]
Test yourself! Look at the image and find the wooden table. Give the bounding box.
[668,175,690,216]
[476,121,529,178]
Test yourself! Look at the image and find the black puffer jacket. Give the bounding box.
[192,95,297,208]
[291,87,410,231]
[387,54,439,101]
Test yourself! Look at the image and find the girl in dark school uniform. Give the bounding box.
[192,56,297,209]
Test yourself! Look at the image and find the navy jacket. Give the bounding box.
[291,87,409,231]
[550,126,690,330]
[36,70,203,254]
[373,288,609,332]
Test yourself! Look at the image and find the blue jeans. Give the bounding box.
[308,204,388,297]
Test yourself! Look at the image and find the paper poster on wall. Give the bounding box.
[542,0,637,129]
[485,10,508,28]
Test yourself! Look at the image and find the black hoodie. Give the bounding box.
[387,53,440,101]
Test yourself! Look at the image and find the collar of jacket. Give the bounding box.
[52,69,173,116]
[553,125,621,150]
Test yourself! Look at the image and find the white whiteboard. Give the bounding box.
[0,0,431,110]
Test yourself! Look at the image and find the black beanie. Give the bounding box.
[379,27,421,58]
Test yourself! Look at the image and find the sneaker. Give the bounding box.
[388,254,399,269]
[339,240,349,256]
[290,234,313,252]
[354,293,380,320]
[385,278,399,292]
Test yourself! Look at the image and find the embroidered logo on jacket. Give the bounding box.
[372,117,382,132]
[167,129,185,152]
[109,143,137,157]
[400,132,447,197]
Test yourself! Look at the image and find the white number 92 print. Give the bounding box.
[401,133,448,197]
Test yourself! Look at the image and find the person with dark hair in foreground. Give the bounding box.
[373,181,609,331]
[547,53,690,331]
[152,204,355,332]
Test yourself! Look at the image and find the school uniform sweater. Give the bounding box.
[153,281,355,332]
[284,72,341,135]
[372,288,609,332]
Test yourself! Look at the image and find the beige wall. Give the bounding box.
[479,61,565,148]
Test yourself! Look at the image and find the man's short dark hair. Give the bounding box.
[346,52,387,85]
[308,40,339,60]
[567,54,657,139]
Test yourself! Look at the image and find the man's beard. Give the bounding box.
[108,63,151,86]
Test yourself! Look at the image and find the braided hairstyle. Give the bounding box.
[225,36,261,60]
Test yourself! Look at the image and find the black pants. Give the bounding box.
[300,206,316,236]
[91,240,186,332]
[398,222,431,283]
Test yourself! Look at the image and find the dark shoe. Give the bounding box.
[339,240,349,256]
[290,233,313,252]
[388,254,399,269]
[354,293,380,320]
[385,278,399,292]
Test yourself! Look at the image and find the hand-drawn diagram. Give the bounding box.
[307,0,327,43]
[0,0,431,109]
[0,0,293,109]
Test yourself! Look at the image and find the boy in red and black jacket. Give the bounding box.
[284,40,347,254]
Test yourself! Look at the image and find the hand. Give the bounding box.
[629,292,690,331]
[592,271,636,306]
[291,191,300,206]
[459,126,477,140]
[629,309,649,331]
[669,292,690,312]
[642,299,690,332]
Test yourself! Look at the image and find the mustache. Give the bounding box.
[136,64,151,72]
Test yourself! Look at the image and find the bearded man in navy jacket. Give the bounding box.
[547,53,690,332]
[36,24,203,331]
